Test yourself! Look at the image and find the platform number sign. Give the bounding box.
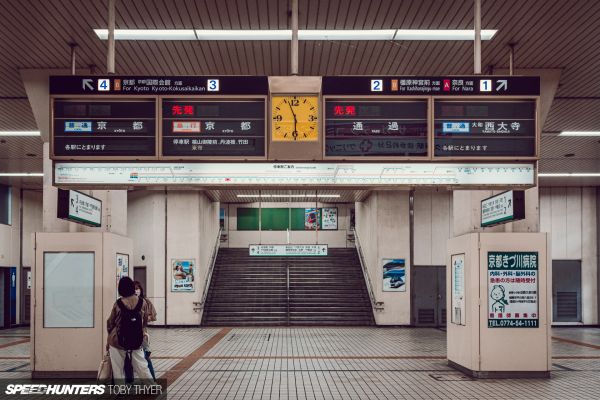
[207,79,220,92]
[479,79,492,92]
[370,79,383,92]
[97,78,110,91]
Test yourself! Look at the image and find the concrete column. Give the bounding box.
[452,187,539,236]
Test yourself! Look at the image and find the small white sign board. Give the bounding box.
[249,244,328,256]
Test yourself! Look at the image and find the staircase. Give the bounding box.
[202,248,375,326]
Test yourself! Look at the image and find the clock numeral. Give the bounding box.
[308,115,317,122]
[290,99,300,106]
[273,115,283,122]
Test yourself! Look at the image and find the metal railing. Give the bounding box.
[286,264,291,325]
[196,228,223,311]
[352,227,384,312]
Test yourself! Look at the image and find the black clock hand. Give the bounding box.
[288,102,298,140]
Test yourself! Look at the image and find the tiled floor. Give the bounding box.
[2,326,600,399]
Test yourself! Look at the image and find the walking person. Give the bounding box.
[134,280,157,380]
[107,277,154,383]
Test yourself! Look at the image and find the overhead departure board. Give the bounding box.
[324,100,428,157]
[162,100,266,157]
[52,99,156,158]
[433,100,537,158]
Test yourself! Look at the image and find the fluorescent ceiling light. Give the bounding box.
[95,29,497,41]
[196,30,292,40]
[237,194,340,198]
[94,29,196,40]
[559,131,600,136]
[538,173,600,177]
[0,173,44,177]
[0,131,41,136]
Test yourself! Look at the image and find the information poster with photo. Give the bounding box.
[382,258,406,292]
[172,259,196,292]
[304,208,320,230]
[488,251,538,328]
[451,253,466,325]
[321,207,338,230]
[116,253,129,297]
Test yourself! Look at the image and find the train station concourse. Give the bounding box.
[0,0,599,398]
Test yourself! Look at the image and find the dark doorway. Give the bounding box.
[412,266,446,327]
[134,266,147,294]
[21,267,31,325]
[552,260,582,323]
[0,268,10,328]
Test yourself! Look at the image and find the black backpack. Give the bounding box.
[116,297,144,351]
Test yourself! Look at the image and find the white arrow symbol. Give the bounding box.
[496,79,508,91]
[82,79,94,91]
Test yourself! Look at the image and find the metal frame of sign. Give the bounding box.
[431,96,540,161]
[322,95,432,160]
[159,95,268,160]
[50,96,160,160]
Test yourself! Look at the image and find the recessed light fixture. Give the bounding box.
[563,153,575,157]
[559,131,600,136]
[0,131,41,136]
[0,173,44,177]
[538,173,600,177]
[25,153,37,157]
[237,194,340,198]
[95,29,497,41]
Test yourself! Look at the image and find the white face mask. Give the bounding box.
[135,289,142,296]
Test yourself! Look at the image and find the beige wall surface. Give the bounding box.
[128,190,220,325]
[356,191,411,325]
[540,187,598,324]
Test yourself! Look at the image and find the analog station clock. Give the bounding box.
[271,95,319,141]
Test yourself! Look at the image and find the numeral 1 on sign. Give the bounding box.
[479,79,492,92]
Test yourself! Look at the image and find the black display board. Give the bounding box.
[324,100,428,157]
[322,76,540,96]
[161,100,266,157]
[50,76,269,95]
[433,100,536,157]
[52,99,156,157]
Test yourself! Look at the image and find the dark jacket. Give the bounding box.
[106,295,152,350]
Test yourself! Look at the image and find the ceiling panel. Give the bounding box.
[0,0,598,183]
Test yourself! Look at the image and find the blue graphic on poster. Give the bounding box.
[304,208,321,230]
[382,258,406,292]
[172,259,195,292]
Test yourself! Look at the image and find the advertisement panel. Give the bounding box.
[451,253,466,325]
[171,259,196,292]
[382,258,406,292]
[488,251,539,328]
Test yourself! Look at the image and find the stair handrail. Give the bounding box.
[352,227,384,312]
[199,227,223,309]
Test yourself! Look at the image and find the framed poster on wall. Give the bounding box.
[451,253,466,325]
[382,258,406,292]
[321,207,338,230]
[171,259,195,292]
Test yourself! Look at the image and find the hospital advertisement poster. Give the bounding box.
[382,258,406,292]
[488,251,538,328]
[451,253,465,325]
[172,259,196,292]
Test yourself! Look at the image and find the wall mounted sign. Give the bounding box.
[324,100,428,157]
[56,188,102,227]
[451,253,466,325]
[171,259,196,292]
[322,76,540,96]
[116,253,129,298]
[434,100,537,157]
[321,207,338,230]
[488,251,539,328]
[162,99,266,157]
[52,99,157,158]
[249,244,328,256]
[382,258,406,292]
[481,190,526,227]
[54,162,535,187]
[49,76,269,96]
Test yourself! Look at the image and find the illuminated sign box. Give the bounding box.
[481,190,525,227]
[57,189,102,227]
